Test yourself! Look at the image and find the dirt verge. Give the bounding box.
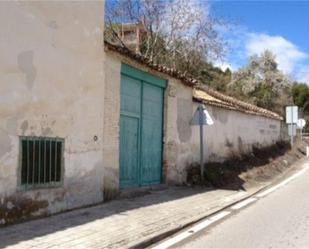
[187,139,309,190]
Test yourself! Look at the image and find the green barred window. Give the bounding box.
[19,136,64,190]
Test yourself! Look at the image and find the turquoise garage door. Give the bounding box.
[119,64,166,188]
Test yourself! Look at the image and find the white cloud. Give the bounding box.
[296,66,309,84]
[214,61,234,71]
[218,24,309,84]
[245,33,308,75]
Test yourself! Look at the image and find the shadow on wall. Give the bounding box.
[186,140,307,191]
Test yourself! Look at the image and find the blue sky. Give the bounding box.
[210,0,309,84]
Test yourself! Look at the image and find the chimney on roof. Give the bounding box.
[117,16,147,54]
[140,15,145,27]
[135,16,146,54]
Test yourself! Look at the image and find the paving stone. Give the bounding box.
[0,187,253,249]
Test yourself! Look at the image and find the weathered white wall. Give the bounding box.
[103,53,121,200]
[195,104,281,160]
[163,78,196,184]
[0,1,105,224]
[103,51,283,188]
[164,81,282,184]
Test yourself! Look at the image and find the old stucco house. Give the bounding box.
[0,1,284,224]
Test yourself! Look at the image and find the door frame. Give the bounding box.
[120,63,167,188]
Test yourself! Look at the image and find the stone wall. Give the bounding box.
[164,94,283,184]
[0,1,105,224]
[103,51,283,188]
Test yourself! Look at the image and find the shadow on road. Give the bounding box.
[0,186,215,248]
[1,140,307,248]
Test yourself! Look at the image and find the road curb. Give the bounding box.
[131,158,309,249]
[129,186,267,249]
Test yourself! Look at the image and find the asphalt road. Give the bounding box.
[177,161,309,248]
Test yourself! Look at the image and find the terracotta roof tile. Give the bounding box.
[105,40,198,87]
[194,84,283,120]
[104,40,283,121]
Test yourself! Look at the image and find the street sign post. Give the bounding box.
[297,119,306,129]
[297,119,306,141]
[286,106,298,146]
[286,106,298,124]
[191,105,214,181]
[288,124,297,136]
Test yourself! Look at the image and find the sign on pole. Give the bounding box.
[203,109,214,125]
[288,124,297,136]
[297,119,306,129]
[190,105,214,181]
[286,106,298,124]
[286,106,298,146]
[191,107,214,125]
[297,119,306,142]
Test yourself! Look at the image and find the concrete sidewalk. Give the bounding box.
[0,186,261,249]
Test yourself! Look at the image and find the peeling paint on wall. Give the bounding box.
[0,130,11,159]
[225,138,233,148]
[17,50,37,90]
[41,127,53,136]
[48,20,58,29]
[0,194,48,226]
[211,107,228,124]
[0,1,105,224]
[6,115,21,134]
[166,92,283,184]
[20,120,29,135]
[238,136,244,155]
[177,99,192,142]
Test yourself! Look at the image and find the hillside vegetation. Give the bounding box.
[105,0,308,126]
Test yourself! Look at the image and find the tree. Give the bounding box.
[200,64,232,92]
[105,0,228,71]
[292,83,309,113]
[292,83,309,132]
[228,50,293,114]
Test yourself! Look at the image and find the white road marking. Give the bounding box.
[209,211,231,222]
[152,163,309,249]
[152,211,230,249]
[257,164,309,198]
[231,198,257,210]
[256,185,280,198]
